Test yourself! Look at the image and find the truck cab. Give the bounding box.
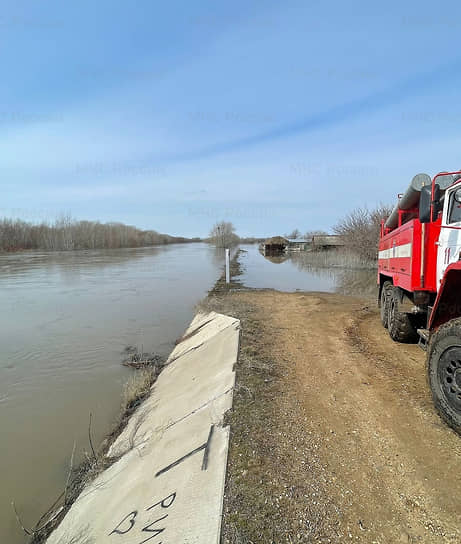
[437,184,461,287]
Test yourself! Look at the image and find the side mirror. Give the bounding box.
[454,187,461,203]
[419,185,431,223]
[433,184,442,220]
[420,184,441,223]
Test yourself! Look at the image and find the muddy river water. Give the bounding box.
[0,243,376,543]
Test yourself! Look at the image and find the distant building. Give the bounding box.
[311,234,344,249]
[262,236,311,254]
[261,236,289,254]
[286,238,310,251]
[261,234,344,255]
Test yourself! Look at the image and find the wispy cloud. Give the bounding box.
[148,58,461,164]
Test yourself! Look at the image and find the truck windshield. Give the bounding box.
[448,192,461,224]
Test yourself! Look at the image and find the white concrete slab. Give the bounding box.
[109,317,239,458]
[167,311,239,363]
[46,312,240,544]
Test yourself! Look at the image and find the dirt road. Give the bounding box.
[209,290,461,543]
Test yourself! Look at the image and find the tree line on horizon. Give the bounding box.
[0,215,261,253]
[0,205,392,259]
[0,216,199,252]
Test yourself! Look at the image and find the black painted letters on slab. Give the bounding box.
[139,514,167,544]
[109,492,176,542]
[146,492,176,512]
[109,510,138,535]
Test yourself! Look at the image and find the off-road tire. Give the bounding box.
[380,281,392,329]
[427,318,461,435]
[388,287,418,343]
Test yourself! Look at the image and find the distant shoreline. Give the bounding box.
[0,239,201,254]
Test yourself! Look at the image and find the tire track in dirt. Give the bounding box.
[252,291,461,543]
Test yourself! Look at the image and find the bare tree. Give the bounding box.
[209,221,239,248]
[286,228,302,239]
[334,204,392,262]
[304,229,328,240]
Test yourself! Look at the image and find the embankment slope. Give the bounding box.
[46,311,240,544]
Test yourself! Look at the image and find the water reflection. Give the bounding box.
[207,246,241,270]
[333,268,377,297]
[288,252,377,297]
[242,244,377,297]
[261,253,289,264]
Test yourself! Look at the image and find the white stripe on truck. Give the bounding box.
[379,242,412,260]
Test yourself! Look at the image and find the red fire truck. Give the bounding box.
[378,171,461,434]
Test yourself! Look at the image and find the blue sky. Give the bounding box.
[2,0,461,237]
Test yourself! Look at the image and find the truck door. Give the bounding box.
[437,187,461,287]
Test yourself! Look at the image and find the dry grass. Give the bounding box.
[121,367,158,413]
[206,248,244,296]
[30,353,165,544]
[291,248,375,269]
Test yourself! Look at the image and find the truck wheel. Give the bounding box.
[380,281,392,329]
[388,287,417,343]
[427,318,461,435]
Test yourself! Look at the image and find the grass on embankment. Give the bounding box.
[30,353,165,544]
[291,248,376,269]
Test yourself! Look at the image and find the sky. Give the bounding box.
[2,0,461,238]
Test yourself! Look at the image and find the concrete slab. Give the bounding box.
[46,312,240,544]
[167,311,239,363]
[109,317,239,458]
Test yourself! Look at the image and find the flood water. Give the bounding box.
[239,244,378,297]
[0,242,376,543]
[0,243,224,544]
